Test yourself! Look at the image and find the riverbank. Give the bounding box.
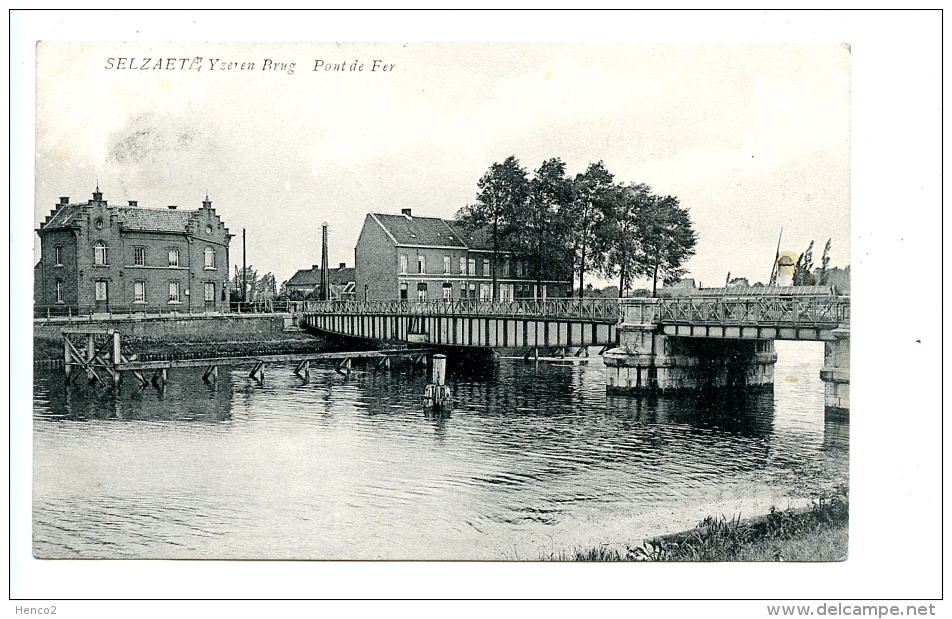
[32,312,342,364]
[550,487,848,562]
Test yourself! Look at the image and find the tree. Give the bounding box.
[793,240,815,286]
[567,161,615,298]
[517,158,574,293]
[817,238,832,285]
[632,194,698,297]
[600,182,651,297]
[456,156,529,300]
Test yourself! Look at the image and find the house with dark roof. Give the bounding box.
[35,188,232,314]
[355,208,571,302]
[284,263,356,300]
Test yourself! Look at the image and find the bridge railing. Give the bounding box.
[621,295,850,328]
[303,298,620,321]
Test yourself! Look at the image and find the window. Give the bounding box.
[483,259,490,277]
[503,259,510,277]
[516,261,523,278]
[134,281,147,303]
[417,255,426,274]
[95,280,108,302]
[443,256,451,274]
[399,282,408,300]
[204,247,215,269]
[169,281,181,303]
[399,254,408,274]
[133,246,145,266]
[500,284,514,302]
[168,248,179,267]
[54,246,63,266]
[459,284,467,299]
[94,241,108,265]
[459,257,466,275]
[468,258,476,276]
[442,283,453,300]
[479,283,491,300]
[55,280,63,303]
[204,282,216,302]
[417,282,428,302]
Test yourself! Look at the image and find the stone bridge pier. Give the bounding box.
[821,326,850,416]
[604,298,777,394]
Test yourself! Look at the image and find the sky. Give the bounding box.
[34,40,850,289]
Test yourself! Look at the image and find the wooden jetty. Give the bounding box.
[61,327,433,389]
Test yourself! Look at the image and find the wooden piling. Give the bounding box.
[64,337,71,379]
[423,354,451,410]
[86,333,96,381]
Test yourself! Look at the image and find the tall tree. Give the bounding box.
[632,195,698,297]
[518,158,574,295]
[817,238,832,285]
[567,161,615,299]
[600,182,651,297]
[793,240,815,286]
[456,156,529,300]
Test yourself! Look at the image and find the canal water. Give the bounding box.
[32,341,848,560]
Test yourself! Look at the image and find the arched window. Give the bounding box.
[204,246,215,269]
[94,241,108,265]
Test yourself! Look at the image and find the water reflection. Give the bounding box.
[32,348,848,559]
[37,369,233,423]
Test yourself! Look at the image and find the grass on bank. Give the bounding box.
[552,487,848,562]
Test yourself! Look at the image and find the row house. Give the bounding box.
[35,189,232,314]
[284,263,357,300]
[354,208,571,302]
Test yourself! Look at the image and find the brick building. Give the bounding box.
[284,263,356,300]
[355,208,571,302]
[35,189,232,314]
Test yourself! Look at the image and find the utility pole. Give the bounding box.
[242,228,247,303]
[321,221,330,301]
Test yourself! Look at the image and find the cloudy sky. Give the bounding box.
[35,40,850,289]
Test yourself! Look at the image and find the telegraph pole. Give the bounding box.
[242,228,247,303]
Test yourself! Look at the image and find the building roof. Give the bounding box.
[116,207,194,233]
[41,204,86,230]
[369,213,501,252]
[39,191,227,235]
[371,213,468,248]
[286,266,355,288]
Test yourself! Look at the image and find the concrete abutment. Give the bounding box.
[604,324,777,394]
[820,326,850,416]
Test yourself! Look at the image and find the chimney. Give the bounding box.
[339,262,346,270]
[312,265,320,271]
[401,208,412,217]
[128,200,138,207]
[167,205,177,210]
[59,197,69,205]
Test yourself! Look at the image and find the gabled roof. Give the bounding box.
[286,266,355,287]
[371,213,468,248]
[41,204,86,230]
[442,220,494,251]
[116,207,194,233]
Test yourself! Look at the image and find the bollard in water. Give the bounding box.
[423,354,451,410]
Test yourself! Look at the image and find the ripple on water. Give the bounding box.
[32,342,847,559]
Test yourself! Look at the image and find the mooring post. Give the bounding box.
[423,354,451,410]
[86,333,96,381]
[64,335,71,379]
[112,331,122,385]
